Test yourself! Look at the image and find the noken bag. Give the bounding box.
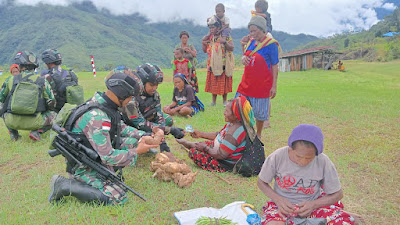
[232,98,265,177]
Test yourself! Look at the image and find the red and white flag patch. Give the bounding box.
[102,121,111,131]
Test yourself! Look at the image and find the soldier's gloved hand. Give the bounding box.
[141,132,152,137]
[160,141,170,152]
[170,126,185,139]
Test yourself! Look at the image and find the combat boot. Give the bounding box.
[38,125,52,134]
[48,175,110,205]
[9,129,21,141]
[29,130,41,141]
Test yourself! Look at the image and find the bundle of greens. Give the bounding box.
[195,216,238,225]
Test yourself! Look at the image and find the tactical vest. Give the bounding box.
[50,99,122,175]
[4,73,46,115]
[136,93,160,121]
[64,101,122,150]
[50,69,83,111]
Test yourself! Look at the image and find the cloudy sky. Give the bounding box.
[6,0,398,37]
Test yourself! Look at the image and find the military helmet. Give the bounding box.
[41,49,62,64]
[105,72,140,100]
[13,51,39,68]
[106,66,144,95]
[136,63,163,85]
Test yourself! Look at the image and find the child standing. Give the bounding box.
[163,73,199,117]
[258,124,361,225]
[172,48,198,93]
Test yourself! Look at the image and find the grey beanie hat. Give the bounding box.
[248,15,267,33]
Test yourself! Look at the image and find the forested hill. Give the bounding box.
[297,7,400,62]
[0,2,318,71]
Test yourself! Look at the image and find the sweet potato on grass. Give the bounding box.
[161,162,191,174]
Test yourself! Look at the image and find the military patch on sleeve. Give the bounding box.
[102,121,111,131]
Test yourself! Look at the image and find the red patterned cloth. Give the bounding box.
[205,71,232,95]
[261,197,355,225]
[188,141,227,172]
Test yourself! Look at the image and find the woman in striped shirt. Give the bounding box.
[177,95,256,172]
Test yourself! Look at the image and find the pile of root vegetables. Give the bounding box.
[150,152,197,188]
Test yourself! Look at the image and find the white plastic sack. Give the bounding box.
[174,201,258,225]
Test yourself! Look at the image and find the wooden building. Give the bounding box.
[279,46,339,72]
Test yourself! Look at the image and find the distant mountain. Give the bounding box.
[0,2,318,71]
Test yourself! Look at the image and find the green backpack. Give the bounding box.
[49,103,77,149]
[9,73,46,115]
[1,73,47,130]
[50,69,84,111]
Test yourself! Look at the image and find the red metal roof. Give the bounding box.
[281,46,336,58]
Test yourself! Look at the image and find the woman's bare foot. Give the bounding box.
[347,212,364,224]
[176,138,195,149]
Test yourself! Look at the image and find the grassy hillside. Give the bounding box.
[298,7,400,62]
[0,60,399,224]
[0,2,318,71]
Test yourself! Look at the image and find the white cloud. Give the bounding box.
[381,3,396,10]
[3,0,397,37]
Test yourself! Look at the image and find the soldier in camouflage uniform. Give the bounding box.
[48,72,161,205]
[119,64,185,152]
[40,49,80,112]
[0,51,56,141]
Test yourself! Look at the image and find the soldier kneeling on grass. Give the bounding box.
[117,64,186,153]
[41,49,84,113]
[49,71,161,205]
[0,51,56,141]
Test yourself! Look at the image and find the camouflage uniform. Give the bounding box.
[121,90,173,133]
[70,92,145,205]
[0,76,11,112]
[0,70,56,129]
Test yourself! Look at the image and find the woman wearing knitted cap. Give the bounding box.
[236,15,279,138]
[202,15,235,107]
[176,95,257,172]
[257,124,363,225]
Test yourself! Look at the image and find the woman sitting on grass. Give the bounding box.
[258,124,363,225]
[177,95,256,172]
[163,73,200,117]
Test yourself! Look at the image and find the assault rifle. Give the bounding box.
[48,124,146,201]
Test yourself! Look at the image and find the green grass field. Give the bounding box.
[0,60,399,224]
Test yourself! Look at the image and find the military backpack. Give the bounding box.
[0,73,48,130]
[50,69,84,111]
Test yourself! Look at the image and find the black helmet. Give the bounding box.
[14,51,39,69]
[136,63,163,85]
[105,72,140,100]
[41,49,62,64]
[106,66,144,95]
